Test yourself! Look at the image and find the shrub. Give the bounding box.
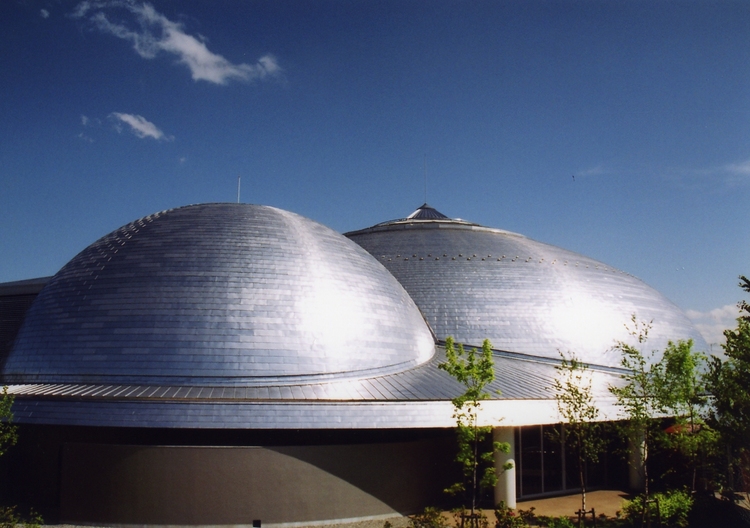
[494,501,526,528]
[409,507,449,528]
[452,508,489,528]
[0,506,18,528]
[537,516,576,528]
[0,506,42,528]
[622,489,693,527]
[517,507,537,525]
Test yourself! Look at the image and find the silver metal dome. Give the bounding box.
[346,206,708,369]
[5,203,435,385]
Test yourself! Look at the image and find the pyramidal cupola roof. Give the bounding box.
[346,204,480,234]
[406,203,450,220]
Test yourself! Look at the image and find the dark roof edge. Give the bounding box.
[0,276,52,296]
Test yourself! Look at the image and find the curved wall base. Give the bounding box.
[60,439,453,525]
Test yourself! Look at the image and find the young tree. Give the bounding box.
[0,389,41,528]
[438,337,511,519]
[553,352,604,517]
[608,317,666,501]
[657,339,715,491]
[0,386,18,458]
[739,275,750,322]
[706,275,750,494]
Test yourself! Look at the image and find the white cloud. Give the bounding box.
[578,165,608,177]
[725,159,750,176]
[81,115,103,128]
[109,112,173,141]
[40,9,50,19]
[72,1,282,85]
[722,159,750,185]
[685,303,742,348]
[667,158,750,188]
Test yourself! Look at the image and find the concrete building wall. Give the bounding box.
[60,437,455,525]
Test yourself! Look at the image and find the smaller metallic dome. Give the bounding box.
[347,205,707,368]
[5,204,435,385]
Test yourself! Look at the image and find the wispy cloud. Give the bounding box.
[685,303,742,348]
[578,165,609,177]
[109,112,173,141]
[78,114,99,142]
[723,159,750,185]
[71,1,282,85]
[575,159,750,187]
[664,158,750,189]
[40,9,50,19]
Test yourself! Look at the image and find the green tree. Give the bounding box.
[706,275,750,494]
[0,386,18,459]
[0,390,42,528]
[608,317,666,501]
[552,352,604,518]
[438,337,511,518]
[740,275,750,321]
[657,339,715,491]
[0,385,25,528]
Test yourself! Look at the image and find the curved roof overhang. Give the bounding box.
[6,346,624,429]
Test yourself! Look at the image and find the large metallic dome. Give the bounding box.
[347,204,707,369]
[5,203,435,385]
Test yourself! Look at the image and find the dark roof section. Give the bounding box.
[0,277,51,368]
[0,277,51,296]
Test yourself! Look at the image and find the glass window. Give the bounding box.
[542,424,563,493]
[519,425,542,496]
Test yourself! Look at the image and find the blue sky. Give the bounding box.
[1,0,748,347]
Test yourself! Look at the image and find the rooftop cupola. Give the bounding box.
[406,203,450,220]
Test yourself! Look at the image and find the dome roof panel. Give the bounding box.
[4,204,435,385]
[347,219,707,368]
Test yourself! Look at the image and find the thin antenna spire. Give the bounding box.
[237,176,241,204]
[423,154,427,204]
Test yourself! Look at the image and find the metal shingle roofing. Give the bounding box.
[4,204,434,386]
[6,347,624,429]
[0,202,691,430]
[346,211,707,369]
